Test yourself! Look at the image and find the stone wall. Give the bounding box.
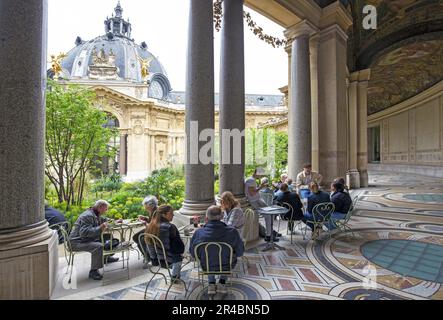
[368,80,443,173]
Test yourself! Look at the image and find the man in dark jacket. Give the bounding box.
[273,183,304,233]
[190,206,244,295]
[45,201,68,244]
[329,181,352,229]
[68,200,119,280]
[303,182,331,238]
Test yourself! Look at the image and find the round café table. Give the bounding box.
[256,205,289,252]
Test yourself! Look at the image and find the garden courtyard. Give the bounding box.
[51,170,443,301]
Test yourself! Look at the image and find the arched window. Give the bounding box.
[101,114,120,175]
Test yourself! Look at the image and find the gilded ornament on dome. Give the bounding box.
[49,53,67,79]
[138,56,153,83]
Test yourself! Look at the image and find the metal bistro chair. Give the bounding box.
[303,202,335,241]
[280,202,302,245]
[101,224,131,285]
[334,196,360,237]
[194,242,234,297]
[49,222,76,284]
[143,233,188,300]
[260,192,274,206]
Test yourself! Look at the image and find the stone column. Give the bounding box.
[219,0,245,199]
[356,69,371,187]
[317,25,350,186]
[119,132,127,176]
[310,34,320,173]
[179,0,215,217]
[0,0,58,299]
[346,77,360,189]
[285,21,316,180]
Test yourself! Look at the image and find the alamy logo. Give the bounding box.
[362,5,377,30]
[185,121,276,168]
[362,263,378,289]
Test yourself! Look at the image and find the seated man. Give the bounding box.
[190,206,244,295]
[245,169,280,242]
[45,201,68,244]
[273,173,288,196]
[329,181,352,229]
[68,200,119,281]
[273,183,304,234]
[296,164,323,199]
[133,196,158,267]
[303,182,331,239]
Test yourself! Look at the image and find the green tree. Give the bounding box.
[45,80,116,206]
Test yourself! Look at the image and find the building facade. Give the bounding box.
[54,2,287,181]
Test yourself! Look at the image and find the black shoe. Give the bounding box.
[171,275,181,283]
[265,236,280,243]
[89,269,103,281]
[273,231,282,237]
[105,256,119,264]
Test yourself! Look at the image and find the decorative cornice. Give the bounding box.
[319,0,352,32]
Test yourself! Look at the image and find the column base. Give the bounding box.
[0,230,58,299]
[359,170,369,188]
[346,169,361,189]
[175,199,215,226]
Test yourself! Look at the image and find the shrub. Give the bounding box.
[133,168,185,210]
[91,174,123,192]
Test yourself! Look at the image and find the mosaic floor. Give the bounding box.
[56,171,443,300]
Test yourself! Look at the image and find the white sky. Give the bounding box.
[48,0,288,95]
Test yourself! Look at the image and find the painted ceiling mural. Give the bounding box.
[367,35,443,115]
[347,0,443,114]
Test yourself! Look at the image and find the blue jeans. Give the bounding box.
[171,261,182,277]
[208,275,228,284]
[299,189,311,199]
[328,212,347,230]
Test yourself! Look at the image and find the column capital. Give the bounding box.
[284,19,319,41]
[350,68,371,83]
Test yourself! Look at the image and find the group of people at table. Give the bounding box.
[63,163,351,296]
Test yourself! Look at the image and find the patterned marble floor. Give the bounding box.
[56,171,443,300]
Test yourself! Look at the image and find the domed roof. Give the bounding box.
[55,1,171,95]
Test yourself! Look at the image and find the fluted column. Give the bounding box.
[180,0,215,216]
[219,0,245,199]
[287,25,313,180]
[0,0,58,299]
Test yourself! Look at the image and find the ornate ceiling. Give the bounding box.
[367,34,443,115]
[347,0,443,115]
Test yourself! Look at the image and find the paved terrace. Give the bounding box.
[52,171,443,300]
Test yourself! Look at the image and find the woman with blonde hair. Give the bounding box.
[145,205,184,280]
[220,191,245,234]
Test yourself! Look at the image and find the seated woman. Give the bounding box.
[303,182,331,239]
[329,181,352,229]
[145,205,185,280]
[220,191,245,235]
[273,183,303,234]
